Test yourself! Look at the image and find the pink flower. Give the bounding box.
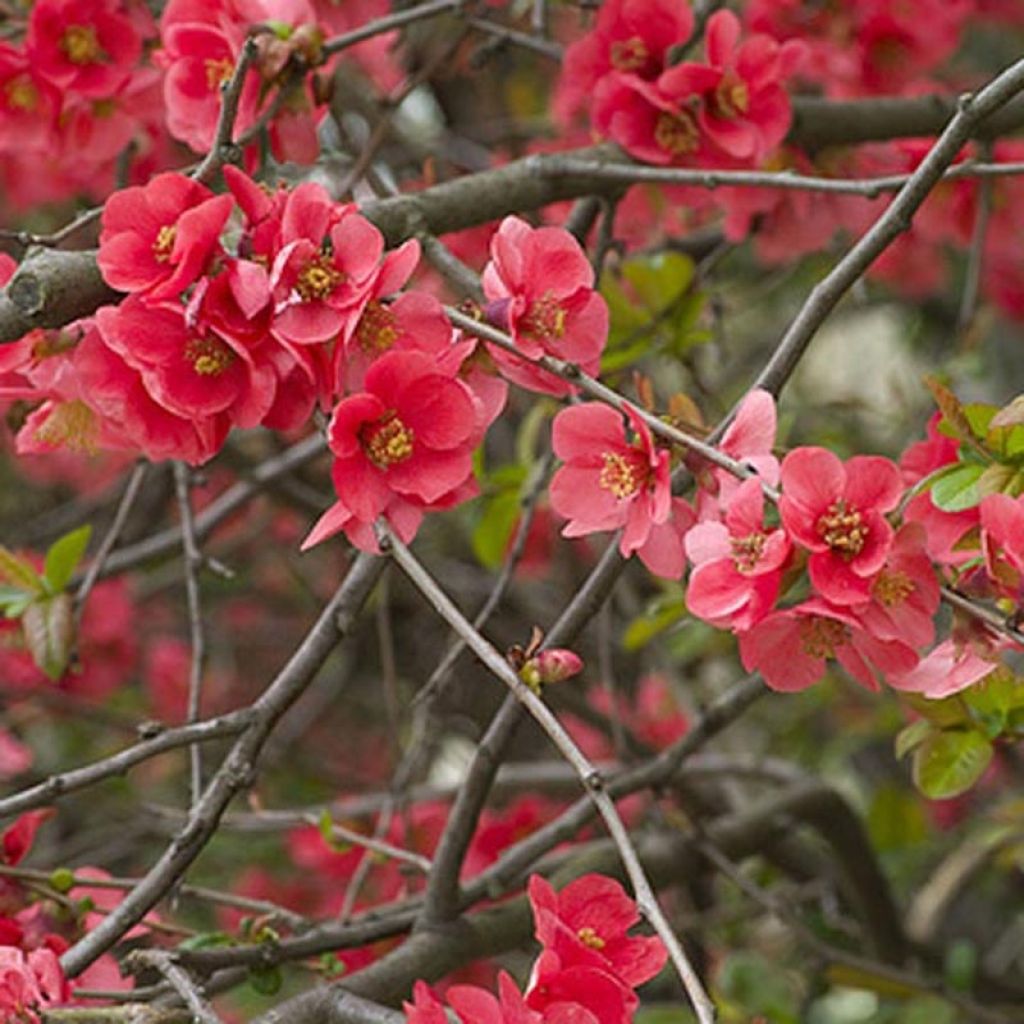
[695,388,778,519]
[550,403,672,565]
[555,0,694,123]
[634,497,696,580]
[857,524,940,650]
[0,946,68,1023]
[95,297,275,429]
[448,974,542,1024]
[779,447,903,606]
[738,599,918,692]
[2,813,50,867]
[685,477,790,631]
[98,172,232,299]
[520,649,583,689]
[980,493,1024,602]
[525,950,636,1024]
[28,0,141,98]
[527,874,666,988]
[482,216,608,397]
[0,44,61,153]
[658,10,803,163]
[890,638,999,700]
[302,350,482,550]
[270,182,384,346]
[404,981,451,1024]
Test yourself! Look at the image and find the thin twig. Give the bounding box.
[174,462,207,809]
[958,141,995,333]
[194,36,260,184]
[321,0,465,56]
[73,460,147,617]
[125,951,222,1024]
[466,16,563,59]
[380,526,718,1024]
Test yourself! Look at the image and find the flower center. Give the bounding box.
[713,74,750,119]
[185,336,234,376]
[872,569,914,607]
[599,450,647,499]
[577,926,606,950]
[60,25,102,65]
[520,292,567,340]
[798,616,849,659]
[4,74,37,111]
[153,224,177,263]
[654,110,700,157]
[816,500,868,560]
[361,412,414,468]
[610,36,649,72]
[731,532,766,573]
[33,400,99,454]
[355,301,400,354]
[205,57,235,91]
[296,253,343,302]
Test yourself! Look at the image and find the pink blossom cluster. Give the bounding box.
[156,0,401,165]
[557,0,805,167]
[544,388,1022,699]
[0,0,164,209]
[405,873,666,1024]
[0,812,146,1012]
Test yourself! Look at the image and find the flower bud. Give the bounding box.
[520,648,583,691]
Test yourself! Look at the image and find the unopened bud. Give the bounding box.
[520,648,583,691]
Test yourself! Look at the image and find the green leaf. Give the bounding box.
[930,462,985,512]
[472,489,522,571]
[621,251,694,310]
[248,964,282,996]
[177,931,234,952]
[912,729,993,799]
[0,547,43,595]
[901,693,969,728]
[22,593,75,681]
[622,595,686,651]
[43,525,91,594]
[895,718,934,760]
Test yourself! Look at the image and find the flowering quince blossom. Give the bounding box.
[27,0,142,99]
[979,492,1024,603]
[482,216,609,397]
[97,172,233,299]
[302,350,483,553]
[656,10,805,164]
[527,874,666,988]
[555,0,694,124]
[270,181,385,347]
[550,403,691,577]
[739,598,919,693]
[695,388,779,519]
[0,946,68,1023]
[779,446,903,606]
[685,476,791,631]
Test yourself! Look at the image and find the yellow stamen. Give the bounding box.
[816,500,868,560]
[362,412,414,468]
[654,110,700,157]
[296,253,343,302]
[186,336,234,376]
[60,25,102,65]
[153,224,177,263]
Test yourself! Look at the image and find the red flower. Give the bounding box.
[0,44,61,153]
[525,950,636,1024]
[555,0,694,124]
[482,216,608,397]
[685,477,790,631]
[527,874,666,988]
[980,493,1024,602]
[738,599,918,692]
[28,0,141,98]
[270,182,384,346]
[98,173,233,299]
[0,946,68,1024]
[657,10,803,163]
[779,447,903,606]
[550,403,671,566]
[302,350,481,551]
[448,973,541,1024]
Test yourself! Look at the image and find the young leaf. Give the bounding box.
[43,525,92,594]
[895,718,934,760]
[912,729,993,799]
[22,593,75,681]
[930,462,985,512]
[0,547,43,595]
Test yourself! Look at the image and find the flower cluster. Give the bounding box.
[404,873,666,1024]
[559,0,804,168]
